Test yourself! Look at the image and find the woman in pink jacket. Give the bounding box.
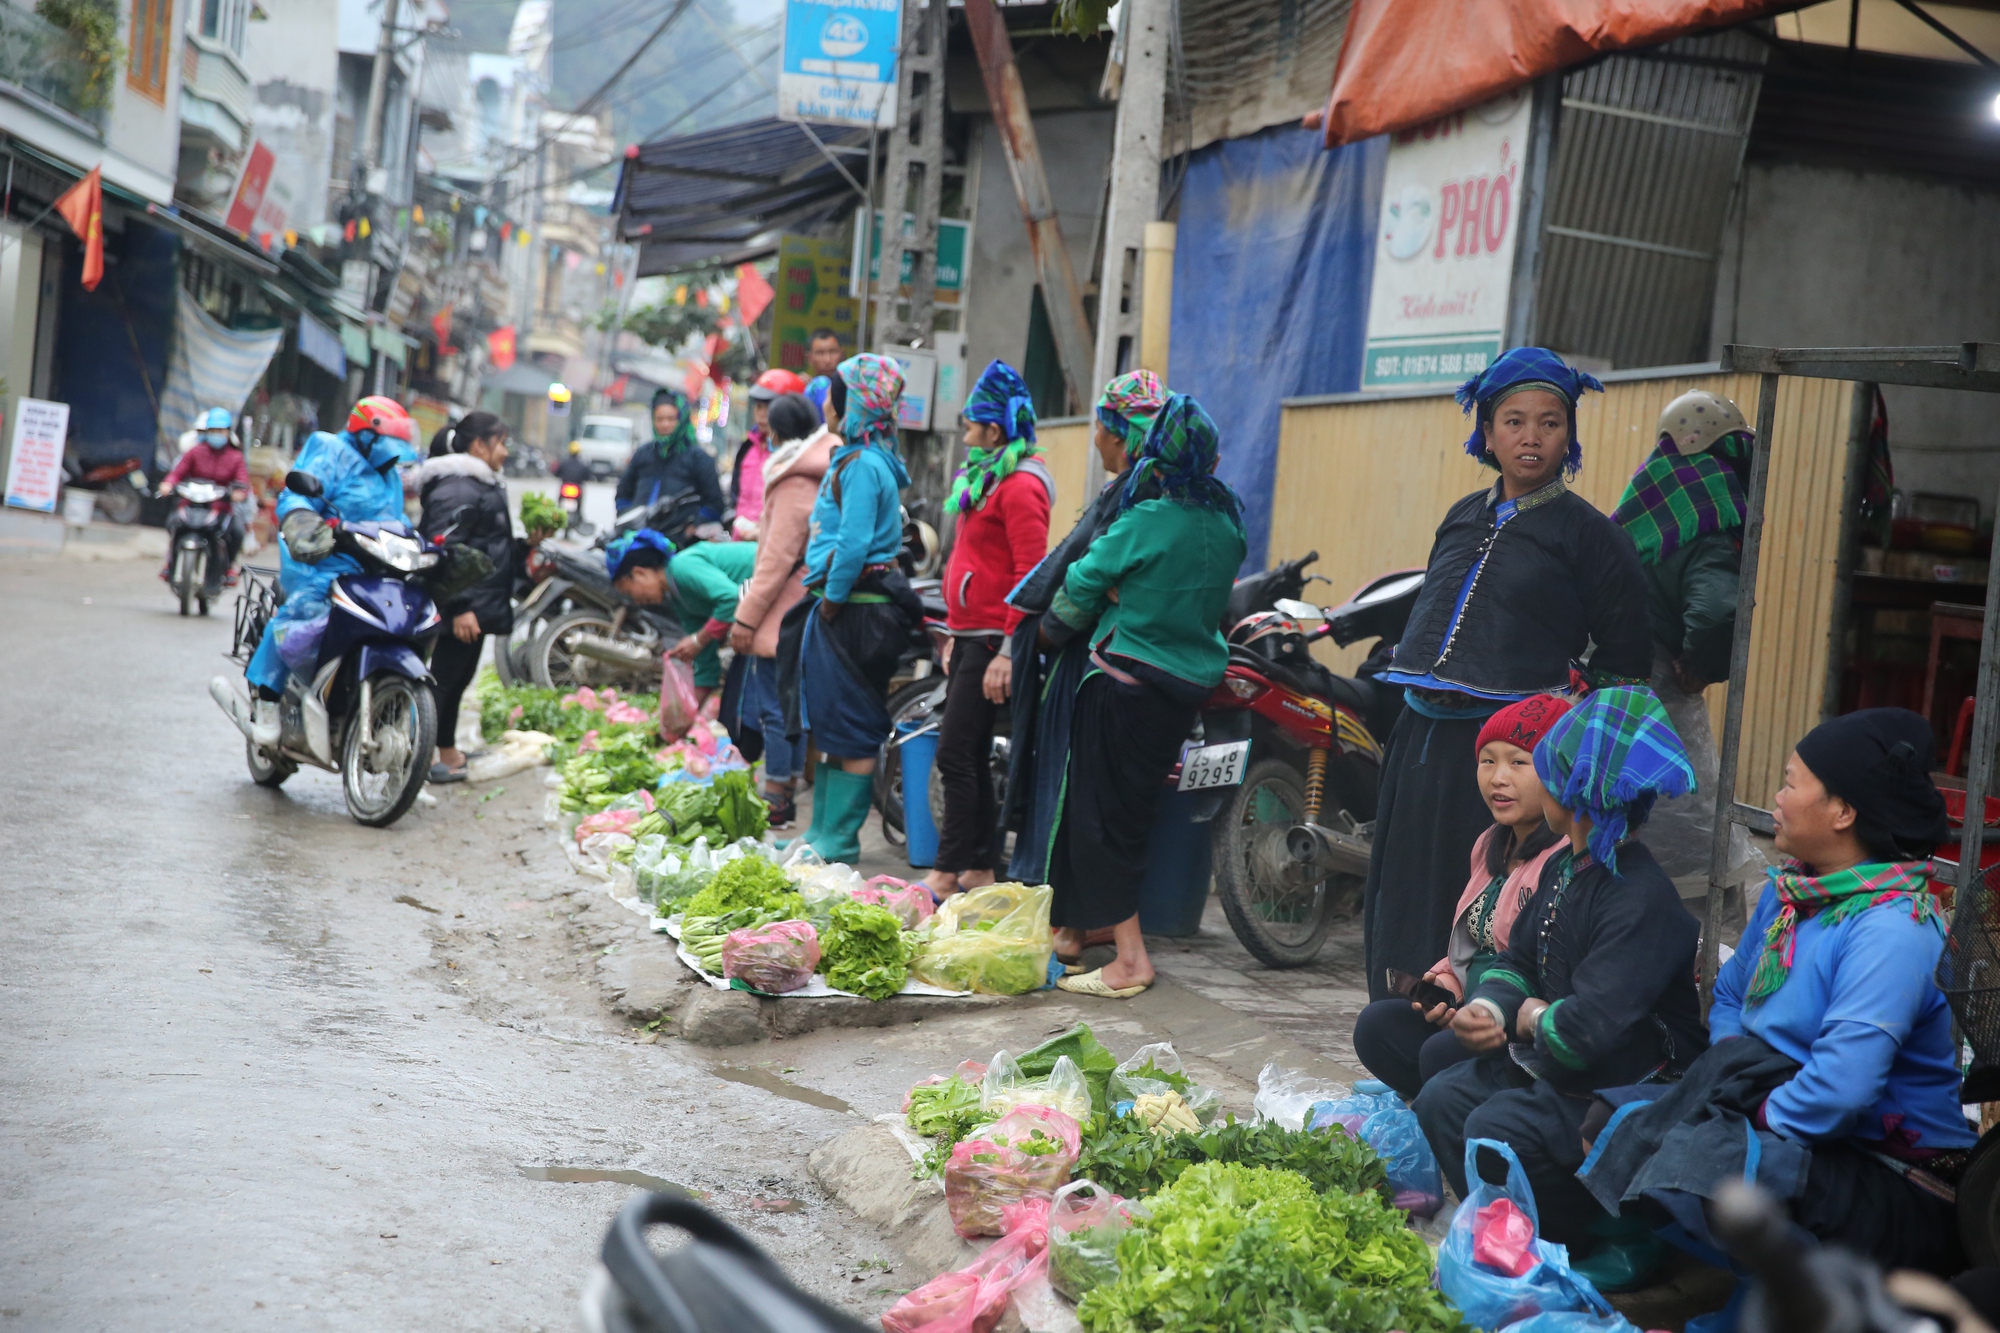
[729,394,838,827]
[1350,694,1571,1100]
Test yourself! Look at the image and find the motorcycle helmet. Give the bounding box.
[196,406,233,448]
[346,395,416,443]
[1656,389,1748,457]
[748,368,808,403]
[1229,610,1314,671]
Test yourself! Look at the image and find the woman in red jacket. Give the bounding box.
[927,361,1053,900]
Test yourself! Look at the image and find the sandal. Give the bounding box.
[1056,968,1152,999]
[428,761,468,784]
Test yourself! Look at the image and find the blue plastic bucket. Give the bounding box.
[897,723,940,869]
[1136,786,1214,936]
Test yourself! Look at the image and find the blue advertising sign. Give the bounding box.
[778,0,901,130]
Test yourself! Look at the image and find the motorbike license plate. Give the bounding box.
[1177,740,1249,791]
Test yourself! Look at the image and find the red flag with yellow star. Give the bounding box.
[53,167,104,291]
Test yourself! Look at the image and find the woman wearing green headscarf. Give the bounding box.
[1043,391,1247,999]
[614,388,726,539]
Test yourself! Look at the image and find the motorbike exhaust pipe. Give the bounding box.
[1285,821,1372,878]
[568,633,659,672]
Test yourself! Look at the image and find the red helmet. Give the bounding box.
[748,368,809,402]
[1229,610,1313,670]
[347,395,415,442]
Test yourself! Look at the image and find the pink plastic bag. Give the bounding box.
[659,657,700,739]
[1473,1197,1538,1278]
[881,1200,1050,1333]
[720,920,821,994]
[943,1107,1081,1237]
[855,876,936,929]
[576,807,647,843]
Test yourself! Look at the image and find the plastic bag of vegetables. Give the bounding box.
[981,1051,1094,1124]
[1106,1042,1222,1129]
[853,876,935,929]
[943,1105,1080,1237]
[721,919,821,994]
[681,906,790,974]
[1048,1179,1143,1302]
[820,900,912,1001]
[907,882,1054,996]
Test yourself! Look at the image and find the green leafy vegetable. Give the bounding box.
[680,906,789,973]
[520,491,565,533]
[1076,1116,1386,1201]
[634,770,768,847]
[557,731,666,811]
[1018,1024,1118,1114]
[474,670,658,745]
[821,900,911,1001]
[682,856,801,920]
[1076,1161,1463,1333]
[906,1075,983,1138]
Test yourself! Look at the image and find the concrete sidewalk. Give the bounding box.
[0,506,169,559]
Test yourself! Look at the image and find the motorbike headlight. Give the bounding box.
[354,530,429,572]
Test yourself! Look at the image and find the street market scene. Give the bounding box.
[9,0,2000,1329]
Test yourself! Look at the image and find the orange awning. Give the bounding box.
[1319,0,1795,147]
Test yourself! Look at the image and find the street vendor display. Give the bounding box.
[1363,348,1652,1002]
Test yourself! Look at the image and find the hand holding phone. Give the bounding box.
[1386,967,1458,1014]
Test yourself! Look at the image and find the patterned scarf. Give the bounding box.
[1532,685,1696,875]
[1612,431,1751,565]
[1096,369,1167,454]
[836,353,904,453]
[950,360,1039,515]
[1122,392,1243,526]
[1455,347,1603,478]
[1746,860,1941,1003]
[648,389,697,457]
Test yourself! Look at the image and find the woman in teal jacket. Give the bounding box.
[1046,393,1247,998]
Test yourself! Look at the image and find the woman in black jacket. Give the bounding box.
[418,410,515,782]
[1362,348,1652,1003]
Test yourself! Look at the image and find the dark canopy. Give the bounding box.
[613,117,870,275]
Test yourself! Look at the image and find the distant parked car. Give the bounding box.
[575,415,635,480]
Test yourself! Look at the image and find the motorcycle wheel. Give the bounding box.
[246,738,296,788]
[174,547,194,616]
[873,677,946,847]
[530,608,657,693]
[1213,757,1346,968]
[493,618,537,687]
[98,486,141,525]
[342,674,436,828]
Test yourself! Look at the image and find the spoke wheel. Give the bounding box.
[174,544,197,616]
[342,674,436,827]
[873,677,946,846]
[1213,757,1348,968]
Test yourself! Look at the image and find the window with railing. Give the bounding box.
[198,0,243,56]
[0,2,113,126]
[127,0,172,102]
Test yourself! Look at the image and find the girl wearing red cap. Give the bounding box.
[1351,695,1572,1100]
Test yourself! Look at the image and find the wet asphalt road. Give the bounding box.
[0,558,900,1330]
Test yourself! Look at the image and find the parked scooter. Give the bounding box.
[1195,555,1425,967]
[226,471,455,827]
[62,453,150,524]
[165,479,233,616]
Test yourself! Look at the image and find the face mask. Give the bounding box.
[203,430,229,448]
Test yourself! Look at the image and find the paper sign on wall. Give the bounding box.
[4,398,70,513]
[1361,91,1531,390]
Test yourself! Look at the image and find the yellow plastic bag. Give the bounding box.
[908,882,1054,996]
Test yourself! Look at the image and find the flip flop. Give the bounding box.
[428,762,468,784]
[1056,968,1151,999]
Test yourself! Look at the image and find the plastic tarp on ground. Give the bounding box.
[1319,0,1795,146]
[1167,124,1385,571]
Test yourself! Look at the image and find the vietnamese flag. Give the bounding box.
[53,167,104,291]
[488,324,516,371]
[735,264,773,325]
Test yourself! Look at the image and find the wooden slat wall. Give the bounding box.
[1266,371,1853,806]
[1038,417,1094,551]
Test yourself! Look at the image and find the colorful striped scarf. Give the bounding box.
[1612,431,1751,565]
[950,360,1039,514]
[1746,859,1941,1003]
[1532,685,1696,875]
[1096,369,1167,454]
[1455,347,1603,478]
[836,353,904,453]
[1122,392,1243,526]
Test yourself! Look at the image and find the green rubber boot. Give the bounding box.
[806,765,875,865]
[780,760,833,854]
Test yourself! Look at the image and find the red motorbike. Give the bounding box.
[1189,556,1425,967]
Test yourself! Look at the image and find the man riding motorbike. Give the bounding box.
[554,439,591,488]
[159,406,251,586]
[208,396,421,745]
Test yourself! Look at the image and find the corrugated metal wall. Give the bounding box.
[1269,369,1853,806]
[1536,30,1766,368]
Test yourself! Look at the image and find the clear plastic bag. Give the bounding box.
[980,1052,1093,1123]
[1306,1078,1445,1217]
[721,919,821,994]
[854,875,936,928]
[1252,1063,1350,1131]
[1047,1179,1141,1302]
[908,883,1055,996]
[1105,1042,1222,1129]
[1436,1138,1617,1333]
[659,656,700,740]
[943,1106,1080,1238]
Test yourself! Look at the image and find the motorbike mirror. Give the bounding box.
[1273,597,1325,622]
[284,470,324,498]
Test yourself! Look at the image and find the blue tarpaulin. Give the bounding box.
[1168,125,1386,570]
[54,219,176,470]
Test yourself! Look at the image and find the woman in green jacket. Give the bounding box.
[1045,393,1247,998]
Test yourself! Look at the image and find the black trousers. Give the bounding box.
[432,632,485,753]
[1352,997,1479,1102]
[1414,1050,1607,1246]
[935,635,1003,873]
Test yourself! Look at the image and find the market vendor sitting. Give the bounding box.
[606,530,758,704]
[1413,685,1706,1260]
[1578,708,1971,1276]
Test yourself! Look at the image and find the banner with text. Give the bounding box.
[779,0,900,130]
[1361,91,1530,391]
[4,398,70,513]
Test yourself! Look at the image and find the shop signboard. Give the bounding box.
[778,0,900,130]
[4,398,69,513]
[1361,91,1531,391]
[859,210,968,305]
[877,346,936,431]
[771,234,859,374]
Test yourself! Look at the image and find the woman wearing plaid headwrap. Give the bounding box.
[1039,393,1247,998]
[1413,686,1706,1265]
[928,361,1053,899]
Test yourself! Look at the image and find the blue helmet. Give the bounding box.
[197,406,234,431]
[605,528,673,582]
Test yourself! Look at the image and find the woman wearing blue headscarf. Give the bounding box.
[1362,348,1653,1005]
[926,361,1053,901]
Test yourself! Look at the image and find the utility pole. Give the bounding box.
[877,0,946,349]
[359,0,401,190]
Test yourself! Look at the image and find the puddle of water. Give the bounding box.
[520,1166,701,1196]
[712,1064,852,1113]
